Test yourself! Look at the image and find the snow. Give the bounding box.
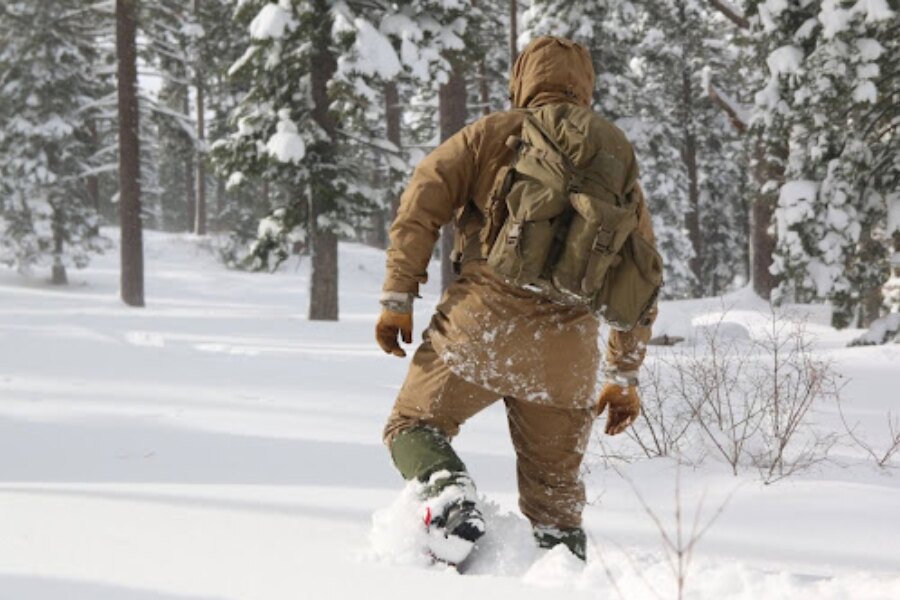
[347,18,402,80]
[888,193,900,234]
[852,79,878,103]
[226,172,245,191]
[265,112,305,164]
[856,0,896,22]
[249,3,297,41]
[1,231,900,599]
[850,313,900,345]
[767,45,804,76]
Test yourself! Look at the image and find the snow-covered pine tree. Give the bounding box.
[524,1,747,298]
[0,0,108,283]
[215,0,383,320]
[766,0,896,327]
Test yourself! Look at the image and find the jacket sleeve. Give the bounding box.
[606,183,659,379]
[383,123,482,294]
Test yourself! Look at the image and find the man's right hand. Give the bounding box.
[376,292,414,357]
[376,310,413,357]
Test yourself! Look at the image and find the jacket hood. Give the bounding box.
[509,36,595,109]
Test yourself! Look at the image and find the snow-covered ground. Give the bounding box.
[1,230,898,599]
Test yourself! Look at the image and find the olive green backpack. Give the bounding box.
[480,104,663,331]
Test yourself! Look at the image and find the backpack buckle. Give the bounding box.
[592,228,614,253]
[506,221,523,246]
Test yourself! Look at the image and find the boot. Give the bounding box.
[534,525,587,561]
[391,427,485,563]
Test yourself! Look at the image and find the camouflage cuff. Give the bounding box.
[380,291,415,314]
[604,367,639,387]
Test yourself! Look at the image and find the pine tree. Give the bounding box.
[215,0,374,320]
[764,0,896,327]
[0,0,108,283]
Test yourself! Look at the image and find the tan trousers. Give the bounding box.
[384,340,594,529]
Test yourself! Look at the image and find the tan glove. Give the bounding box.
[595,383,641,436]
[376,310,412,357]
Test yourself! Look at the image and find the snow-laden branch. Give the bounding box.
[708,0,749,29]
[708,84,749,134]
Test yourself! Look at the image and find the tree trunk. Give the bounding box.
[51,204,67,285]
[509,0,518,73]
[116,0,144,307]
[183,92,196,232]
[86,119,101,218]
[309,193,339,321]
[193,0,207,235]
[857,220,885,327]
[215,176,225,231]
[473,0,491,117]
[751,138,781,300]
[679,3,701,296]
[439,58,467,292]
[308,0,339,321]
[385,79,402,220]
[194,81,206,234]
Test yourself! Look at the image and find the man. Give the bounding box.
[375,36,658,562]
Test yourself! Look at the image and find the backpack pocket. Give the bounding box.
[594,232,663,331]
[551,192,638,299]
[486,172,569,286]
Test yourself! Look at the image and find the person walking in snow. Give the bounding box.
[375,35,661,563]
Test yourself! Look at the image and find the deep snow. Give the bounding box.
[1,230,898,599]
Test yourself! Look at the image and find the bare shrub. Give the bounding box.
[626,358,696,460]
[659,316,766,474]
[749,315,840,483]
[589,463,736,600]
[837,404,900,468]
[643,310,839,482]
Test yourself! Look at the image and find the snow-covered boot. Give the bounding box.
[421,471,485,565]
[534,525,587,561]
[389,427,485,564]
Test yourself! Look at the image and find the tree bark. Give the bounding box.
[308,0,339,321]
[51,190,67,285]
[509,0,518,73]
[215,176,225,231]
[858,221,885,327]
[439,57,468,292]
[183,91,196,232]
[116,0,144,307]
[384,79,402,221]
[193,0,207,235]
[472,0,491,117]
[86,119,101,217]
[751,141,781,299]
[679,3,701,295]
[708,0,749,29]
[194,80,206,234]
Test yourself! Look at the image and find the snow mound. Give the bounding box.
[849,312,900,346]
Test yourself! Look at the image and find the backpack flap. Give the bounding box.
[551,191,638,300]
[594,233,663,331]
[486,160,569,286]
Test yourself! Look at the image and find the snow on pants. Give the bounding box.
[383,339,594,530]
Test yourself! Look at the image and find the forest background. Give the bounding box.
[0,0,897,334]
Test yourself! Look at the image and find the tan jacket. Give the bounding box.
[384,37,658,408]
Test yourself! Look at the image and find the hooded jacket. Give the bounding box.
[383,36,658,408]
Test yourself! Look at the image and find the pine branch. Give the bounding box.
[707,84,748,134]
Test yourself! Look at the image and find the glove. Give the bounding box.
[595,383,641,436]
[376,310,413,357]
[375,292,414,358]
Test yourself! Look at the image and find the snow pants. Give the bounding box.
[383,340,594,530]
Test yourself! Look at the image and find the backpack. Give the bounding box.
[479,104,663,331]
